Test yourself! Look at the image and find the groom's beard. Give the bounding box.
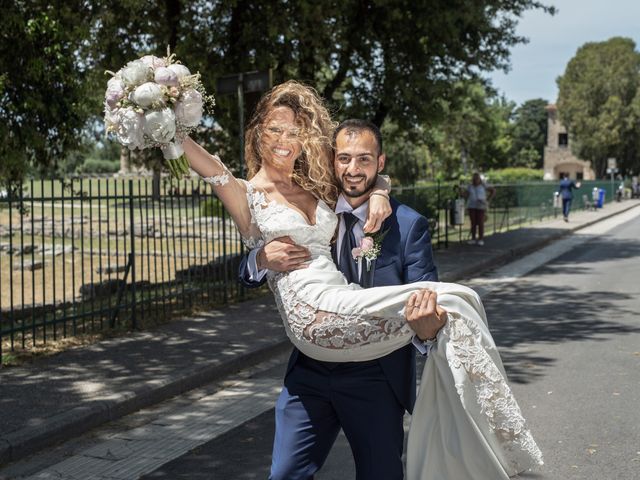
[339,173,378,199]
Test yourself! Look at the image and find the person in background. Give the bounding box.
[460,172,495,246]
[558,173,581,221]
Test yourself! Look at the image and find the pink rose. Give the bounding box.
[351,247,362,260]
[105,77,125,109]
[154,66,179,86]
[174,88,203,127]
[360,236,374,251]
[140,55,166,69]
[167,64,191,80]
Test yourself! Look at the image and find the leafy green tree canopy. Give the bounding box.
[510,98,548,168]
[1,0,555,182]
[0,1,94,185]
[557,37,640,177]
[423,80,515,180]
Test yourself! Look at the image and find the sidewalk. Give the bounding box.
[1,199,638,467]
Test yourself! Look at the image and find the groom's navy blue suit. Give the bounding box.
[239,197,438,480]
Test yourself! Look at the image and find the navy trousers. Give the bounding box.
[270,353,405,480]
[562,197,572,218]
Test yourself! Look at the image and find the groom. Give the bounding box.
[239,119,445,479]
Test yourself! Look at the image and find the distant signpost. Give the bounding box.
[216,70,273,177]
[607,157,618,201]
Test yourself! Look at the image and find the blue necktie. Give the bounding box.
[340,212,359,284]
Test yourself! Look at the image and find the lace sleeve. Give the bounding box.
[182,137,257,243]
[239,182,264,250]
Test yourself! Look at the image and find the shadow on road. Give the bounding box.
[552,236,640,266]
[485,279,639,384]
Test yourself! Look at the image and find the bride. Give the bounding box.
[176,80,542,479]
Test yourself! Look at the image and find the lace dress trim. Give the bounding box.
[202,170,231,186]
[269,272,411,349]
[445,311,544,470]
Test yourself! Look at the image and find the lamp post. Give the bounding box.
[216,70,273,178]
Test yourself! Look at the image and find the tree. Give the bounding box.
[424,81,515,179]
[381,122,431,185]
[2,0,555,182]
[557,37,640,177]
[509,98,548,168]
[0,1,95,185]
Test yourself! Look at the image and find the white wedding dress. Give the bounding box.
[200,166,543,479]
[235,180,543,479]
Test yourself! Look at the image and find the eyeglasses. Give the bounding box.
[265,124,302,139]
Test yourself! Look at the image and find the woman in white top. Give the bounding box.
[461,172,495,246]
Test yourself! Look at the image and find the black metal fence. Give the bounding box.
[0,177,245,362]
[396,180,615,248]
[0,177,613,362]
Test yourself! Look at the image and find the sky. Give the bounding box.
[487,0,640,106]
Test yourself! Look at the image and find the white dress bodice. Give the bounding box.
[244,181,337,263]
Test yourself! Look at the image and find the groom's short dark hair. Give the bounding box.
[333,119,383,156]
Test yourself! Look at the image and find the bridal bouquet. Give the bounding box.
[104,48,214,177]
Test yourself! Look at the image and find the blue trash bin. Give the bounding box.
[597,188,605,208]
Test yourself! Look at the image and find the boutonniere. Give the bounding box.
[351,229,389,272]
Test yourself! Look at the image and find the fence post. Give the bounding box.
[436,180,441,248]
[129,179,137,329]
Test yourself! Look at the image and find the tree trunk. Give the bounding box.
[372,102,389,128]
[165,0,181,51]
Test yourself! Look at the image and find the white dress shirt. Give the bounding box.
[334,195,368,279]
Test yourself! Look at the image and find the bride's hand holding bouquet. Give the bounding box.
[103,48,215,177]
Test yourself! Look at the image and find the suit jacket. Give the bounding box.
[559,178,578,200]
[238,197,438,413]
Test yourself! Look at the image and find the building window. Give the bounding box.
[577,172,583,180]
[558,133,568,147]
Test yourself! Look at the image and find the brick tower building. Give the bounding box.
[543,104,595,180]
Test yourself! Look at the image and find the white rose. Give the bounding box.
[115,107,145,150]
[154,67,179,87]
[174,89,203,127]
[120,60,152,87]
[167,64,191,80]
[105,77,125,109]
[130,82,164,108]
[144,108,176,143]
[140,55,166,69]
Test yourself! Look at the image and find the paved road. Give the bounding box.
[141,209,640,479]
[482,210,640,480]
[5,208,639,479]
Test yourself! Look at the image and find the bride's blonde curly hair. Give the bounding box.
[245,80,339,207]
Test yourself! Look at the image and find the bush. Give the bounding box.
[484,167,544,183]
[77,158,120,174]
